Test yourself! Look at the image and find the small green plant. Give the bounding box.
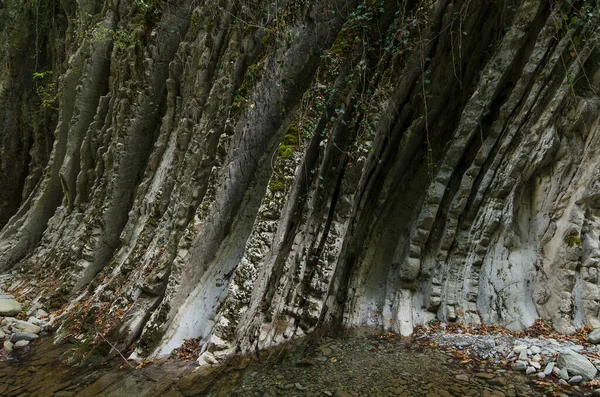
[564,234,582,248]
[32,70,60,109]
[269,178,286,192]
[91,26,138,50]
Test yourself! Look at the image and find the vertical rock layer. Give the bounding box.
[0,0,599,363]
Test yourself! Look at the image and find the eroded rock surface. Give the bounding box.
[0,0,599,364]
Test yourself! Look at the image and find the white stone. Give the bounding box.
[0,299,21,316]
[513,345,528,353]
[14,340,29,348]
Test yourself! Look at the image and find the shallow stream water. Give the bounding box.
[0,332,558,397]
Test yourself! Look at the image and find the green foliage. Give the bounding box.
[269,178,286,192]
[91,26,139,50]
[276,124,300,159]
[32,70,60,109]
[564,234,582,248]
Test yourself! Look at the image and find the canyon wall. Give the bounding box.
[1,0,600,364]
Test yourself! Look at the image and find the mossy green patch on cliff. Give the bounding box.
[564,234,582,248]
[269,177,286,192]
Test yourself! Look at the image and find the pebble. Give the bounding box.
[513,345,528,354]
[568,375,582,384]
[543,362,554,375]
[592,389,600,397]
[530,361,541,370]
[530,346,541,355]
[570,345,584,352]
[525,367,536,375]
[11,332,39,342]
[558,379,568,386]
[0,299,22,316]
[511,361,527,371]
[537,373,546,379]
[3,340,13,353]
[558,368,569,380]
[14,340,29,348]
[518,350,528,361]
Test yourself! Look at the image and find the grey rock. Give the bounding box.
[0,299,20,316]
[530,361,541,370]
[537,372,546,379]
[531,354,542,362]
[3,340,13,353]
[512,361,527,371]
[570,345,585,352]
[558,348,598,381]
[558,367,569,380]
[518,350,528,361]
[589,329,600,344]
[558,379,568,386]
[513,345,528,353]
[530,345,541,354]
[10,332,39,342]
[12,319,41,334]
[568,375,583,384]
[14,340,29,348]
[543,362,555,375]
[592,389,600,397]
[474,339,495,350]
[526,366,536,375]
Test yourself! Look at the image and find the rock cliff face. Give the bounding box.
[1,0,600,364]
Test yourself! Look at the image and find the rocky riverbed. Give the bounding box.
[0,275,52,360]
[1,273,600,397]
[0,330,549,397]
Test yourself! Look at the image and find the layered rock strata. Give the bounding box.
[0,0,599,364]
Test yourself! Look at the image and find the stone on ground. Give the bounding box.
[589,329,600,344]
[14,340,29,348]
[0,299,21,316]
[11,332,39,342]
[557,348,597,381]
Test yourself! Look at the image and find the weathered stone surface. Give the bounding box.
[589,329,600,344]
[3,340,13,353]
[557,348,597,381]
[10,332,39,342]
[0,299,21,316]
[13,340,29,348]
[0,0,599,366]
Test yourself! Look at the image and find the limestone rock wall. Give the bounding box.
[0,0,599,364]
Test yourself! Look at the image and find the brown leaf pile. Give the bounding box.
[171,337,203,361]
